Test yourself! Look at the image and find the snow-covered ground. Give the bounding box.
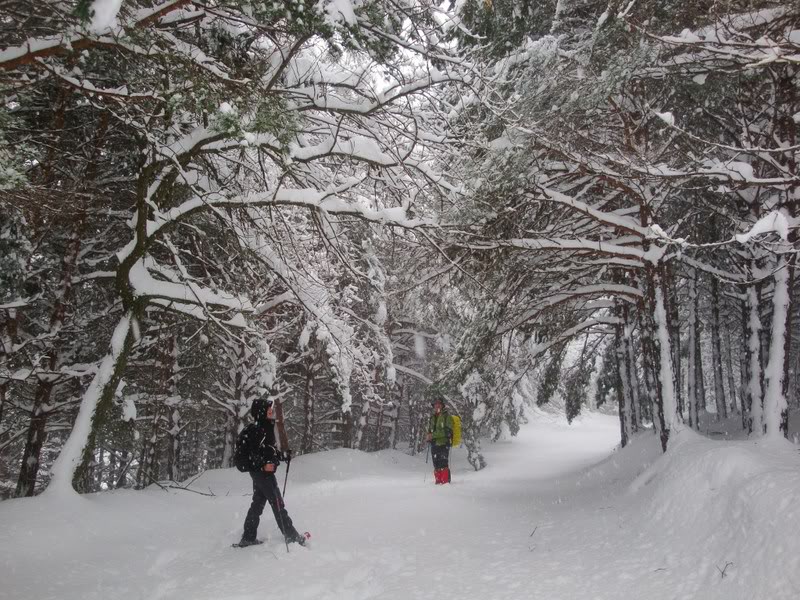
[1,412,798,600]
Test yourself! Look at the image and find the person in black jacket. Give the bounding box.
[238,397,305,547]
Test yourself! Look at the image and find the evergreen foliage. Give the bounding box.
[1,0,799,494]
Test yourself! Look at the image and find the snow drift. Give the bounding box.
[626,428,800,596]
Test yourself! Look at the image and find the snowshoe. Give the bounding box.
[232,538,264,548]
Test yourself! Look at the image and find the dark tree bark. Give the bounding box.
[373,402,385,451]
[687,268,699,429]
[641,264,668,451]
[741,298,752,431]
[777,67,797,438]
[15,382,52,496]
[626,322,642,431]
[710,277,728,420]
[16,221,84,497]
[668,267,683,417]
[115,450,132,489]
[696,315,707,420]
[615,323,633,448]
[724,317,739,415]
[340,401,353,450]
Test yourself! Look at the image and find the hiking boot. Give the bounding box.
[236,538,263,548]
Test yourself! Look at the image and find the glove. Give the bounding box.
[281,449,292,464]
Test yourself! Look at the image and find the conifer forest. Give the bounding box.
[1,0,799,502]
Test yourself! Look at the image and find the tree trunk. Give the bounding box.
[740,299,752,431]
[408,386,418,455]
[210,415,226,469]
[687,268,699,429]
[95,448,105,490]
[373,402,385,451]
[115,450,131,489]
[107,449,116,490]
[668,267,683,417]
[167,407,181,483]
[166,336,182,482]
[0,312,17,431]
[615,319,634,448]
[776,67,797,439]
[0,382,6,433]
[640,287,660,437]
[354,398,371,451]
[17,220,85,496]
[301,360,314,454]
[181,421,197,477]
[388,394,399,450]
[781,249,795,436]
[31,111,112,495]
[341,406,353,449]
[626,323,642,430]
[746,284,764,435]
[696,320,707,420]
[15,382,53,496]
[763,251,790,439]
[44,312,134,497]
[653,268,678,448]
[135,426,149,489]
[145,411,161,484]
[222,410,237,469]
[724,318,740,415]
[710,277,727,420]
[356,372,381,451]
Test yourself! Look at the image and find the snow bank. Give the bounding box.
[573,429,664,488]
[626,429,800,596]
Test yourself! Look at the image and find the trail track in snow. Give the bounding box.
[1,412,798,600]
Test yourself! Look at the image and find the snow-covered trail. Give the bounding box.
[2,412,798,600]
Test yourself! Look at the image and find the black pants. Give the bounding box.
[243,470,300,542]
[431,443,450,470]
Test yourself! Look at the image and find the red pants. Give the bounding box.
[434,467,450,484]
[431,443,451,484]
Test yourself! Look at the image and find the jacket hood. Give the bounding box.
[250,398,275,426]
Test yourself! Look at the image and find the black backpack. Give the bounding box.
[234,424,255,472]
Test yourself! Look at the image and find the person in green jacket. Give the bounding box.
[427,397,453,484]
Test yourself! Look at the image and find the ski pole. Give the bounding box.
[275,475,290,554]
[424,441,430,464]
[282,458,290,498]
